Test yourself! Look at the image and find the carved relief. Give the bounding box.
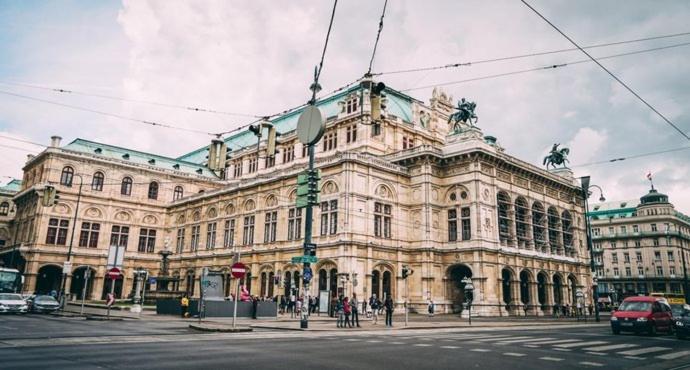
[143,215,157,225]
[55,204,69,215]
[244,199,255,211]
[265,195,277,208]
[225,203,235,215]
[84,207,102,218]
[192,211,200,222]
[115,211,131,222]
[176,214,185,224]
[431,188,439,201]
[207,207,218,219]
[413,189,421,201]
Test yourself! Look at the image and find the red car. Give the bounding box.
[611,296,674,335]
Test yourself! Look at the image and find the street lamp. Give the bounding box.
[462,276,474,325]
[580,176,605,323]
[59,174,84,309]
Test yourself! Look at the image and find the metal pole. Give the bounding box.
[582,189,600,322]
[405,278,408,327]
[59,176,83,309]
[80,267,89,315]
[232,248,241,329]
[300,144,316,329]
[107,245,120,320]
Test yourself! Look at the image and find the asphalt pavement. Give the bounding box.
[1,314,689,370]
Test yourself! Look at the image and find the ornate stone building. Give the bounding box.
[590,185,690,303]
[0,179,21,255]
[1,81,592,315]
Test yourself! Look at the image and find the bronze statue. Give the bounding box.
[448,98,478,133]
[543,143,570,169]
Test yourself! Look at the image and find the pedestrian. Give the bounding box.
[343,297,353,328]
[427,298,435,317]
[180,295,190,318]
[335,297,344,328]
[279,295,286,314]
[362,297,368,315]
[369,294,379,324]
[384,295,394,327]
[351,293,360,327]
[296,296,303,317]
[588,304,593,316]
[289,294,296,318]
[315,296,320,316]
[330,295,337,317]
[553,303,560,318]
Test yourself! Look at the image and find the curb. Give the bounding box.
[189,324,253,333]
[85,316,125,321]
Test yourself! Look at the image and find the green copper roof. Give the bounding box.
[0,179,22,194]
[587,199,638,219]
[63,139,218,178]
[177,83,417,164]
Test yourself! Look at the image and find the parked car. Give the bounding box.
[611,296,674,335]
[0,293,29,314]
[670,303,690,319]
[673,304,690,339]
[28,295,60,313]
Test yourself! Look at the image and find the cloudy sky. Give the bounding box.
[1,0,689,210]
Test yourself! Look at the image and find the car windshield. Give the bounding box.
[618,301,652,312]
[0,293,23,300]
[35,296,57,303]
[671,304,690,316]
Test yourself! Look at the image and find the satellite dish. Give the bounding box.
[296,105,325,145]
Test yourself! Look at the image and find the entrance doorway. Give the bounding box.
[70,266,96,301]
[447,264,472,313]
[35,265,62,294]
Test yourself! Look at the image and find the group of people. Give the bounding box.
[552,302,595,318]
[278,295,320,317]
[331,293,394,327]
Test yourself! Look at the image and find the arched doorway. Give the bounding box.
[70,266,96,300]
[447,264,473,313]
[568,274,578,305]
[329,268,338,297]
[501,268,513,308]
[35,265,62,294]
[519,270,531,305]
[284,271,292,296]
[101,274,123,299]
[371,270,381,299]
[553,274,563,305]
[382,271,392,300]
[268,271,274,297]
[185,270,195,297]
[292,271,300,293]
[537,272,548,307]
[318,269,327,291]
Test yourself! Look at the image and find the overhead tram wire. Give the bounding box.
[571,145,690,169]
[402,40,690,92]
[373,30,690,76]
[0,81,262,119]
[0,134,46,148]
[367,0,388,75]
[520,0,690,141]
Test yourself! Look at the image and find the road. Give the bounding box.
[1,315,689,369]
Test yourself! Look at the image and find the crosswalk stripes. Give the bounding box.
[618,346,669,356]
[523,338,580,345]
[656,351,690,360]
[539,357,563,362]
[579,361,604,367]
[503,352,526,357]
[554,341,608,348]
[583,343,638,352]
[496,337,555,344]
[477,336,531,342]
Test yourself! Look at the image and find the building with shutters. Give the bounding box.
[1,81,592,315]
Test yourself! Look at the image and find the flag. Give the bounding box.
[646,172,652,181]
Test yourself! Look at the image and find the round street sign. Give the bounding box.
[107,267,121,280]
[231,262,248,279]
[296,105,324,145]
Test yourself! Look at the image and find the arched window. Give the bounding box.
[173,186,184,201]
[91,172,104,191]
[497,192,511,245]
[121,177,133,196]
[0,202,9,216]
[148,182,159,200]
[60,166,74,186]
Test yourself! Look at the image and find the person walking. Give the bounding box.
[252,296,259,319]
[335,297,344,328]
[343,297,353,328]
[369,294,379,324]
[427,298,435,317]
[351,293,360,327]
[384,295,394,327]
[289,294,296,318]
[180,295,189,318]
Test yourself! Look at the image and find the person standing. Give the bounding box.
[384,295,393,327]
[252,296,259,319]
[351,293,360,327]
[289,294,296,318]
[335,297,344,328]
[180,295,189,318]
[427,298,435,317]
[343,297,352,328]
[370,294,379,324]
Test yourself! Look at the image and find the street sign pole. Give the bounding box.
[80,267,90,316]
[231,254,245,330]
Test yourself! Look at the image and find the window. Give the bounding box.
[138,229,156,253]
[265,154,275,168]
[461,207,471,240]
[620,226,627,234]
[248,157,258,173]
[288,208,302,241]
[0,202,9,216]
[613,267,620,276]
[60,166,74,187]
[592,228,600,236]
[668,251,675,261]
[608,227,614,235]
[656,266,663,276]
[190,225,200,251]
[611,242,617,249]
[625,267,631,277]
[637,266,644,276]
[282,145,295,163]
[651,224,657,232]
[612,253,618,263]
[176,228,185,254]
[448,209,458,242]
[635,240,641,247]
[372,122,381,136]
[624,253,630,263]
[263,212,277,243]
[633,225,639,233]
[206,222,217,249]
[223,219,235,248]
[173,186,184,201]
[148,182,159,200]
[346,125,357,143]
[322,132,337,152]
[45,218,69,245]
[243,216,255,245]
[319,200,338,236]
[233,160,243,178]
[402,136,415,150]
[374,202,392,239]
[653,239,659,247]
[121,177,133,196]
[302,144,308,158]
[654,251,661,261]
[670,266,676,275]
[109,225,129,249]
[91,172,104,191]
[78,222,100,248]
[636,252,642,262]
[345,97,359,113]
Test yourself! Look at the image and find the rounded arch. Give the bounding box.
[35,264,62,294]
[120,176,133,196]
[53,202,73,216]
[206,206,218,219]
[314,258,337,271]
[537,271,549,306]
[264,194,278,208]
[82,206,104,219]
[501,267,515,305]
[447,264,473,313]
[371,261,395,273]
[191,210,201,222]
[286,187,297,202]
[320,180,340,195]
[173,185,184,200]
[373,182,397,201]
[70,266,97,300]
[91,171,105,191]
[142,214,159,225]
[113,210,133,223]
[176,214,186,224]
[60,166,74,186]
[552,272,564,304]
[243,199,256,212]
[519,269,532,305]
[147,181,159,200]
[258,263,274,273]
[445,185,470,204]
[224,202,236,215]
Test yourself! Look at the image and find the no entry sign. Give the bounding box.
[231,262,247,279]
[107,267,121,279]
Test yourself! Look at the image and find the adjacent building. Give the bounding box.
[590,186,690,303]
[0,81,593,315]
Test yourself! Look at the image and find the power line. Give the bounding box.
[374,30,690,76]
[571,145,690,169]
[402,40,690,92]
[0,81,262,118]
[0,143,40,154]
[0,134,46,147]
[367,0,389,75]
[0,89,221,137]
[311,0,339,103]
[520,0,690,142]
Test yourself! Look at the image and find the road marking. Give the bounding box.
[555,341,607,348]
[470,349,491,352]
[528,338,580,345]
[366,340,382,343]
[478,336,532,342]
[584,343,638,352]
[503,352,526,357]
[624,356,646,360]
[656,351,690,360]
[553,348,572,352]
[345,339,360,341]
[539,357,563,362]
[580,362,604,367]
[413,343,432,347]
[497,337,556,344]
[390,342,405,345]
[524,345,539,348]
[586,352,606,356]
[441,346,460,349]
[619,347,670,356]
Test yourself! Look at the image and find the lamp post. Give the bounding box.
[462,276,474,325]
[666,226,690,304]
[580,176,605,322]
[59,174,84,309]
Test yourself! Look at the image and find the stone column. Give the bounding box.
[545,282,554,316]
[510,279,521,314]
[63,273,73,299]
[529,281,540,316]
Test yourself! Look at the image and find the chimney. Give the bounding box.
[27,154,35,162]
[50,136,62,148]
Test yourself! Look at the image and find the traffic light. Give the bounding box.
[370,82,386,122]
[402,265,413,279]
[296,169,320,208]
[42,185,59,207]
[248,124,261,136]
[206,139,227,171]
[266,124,277,157]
